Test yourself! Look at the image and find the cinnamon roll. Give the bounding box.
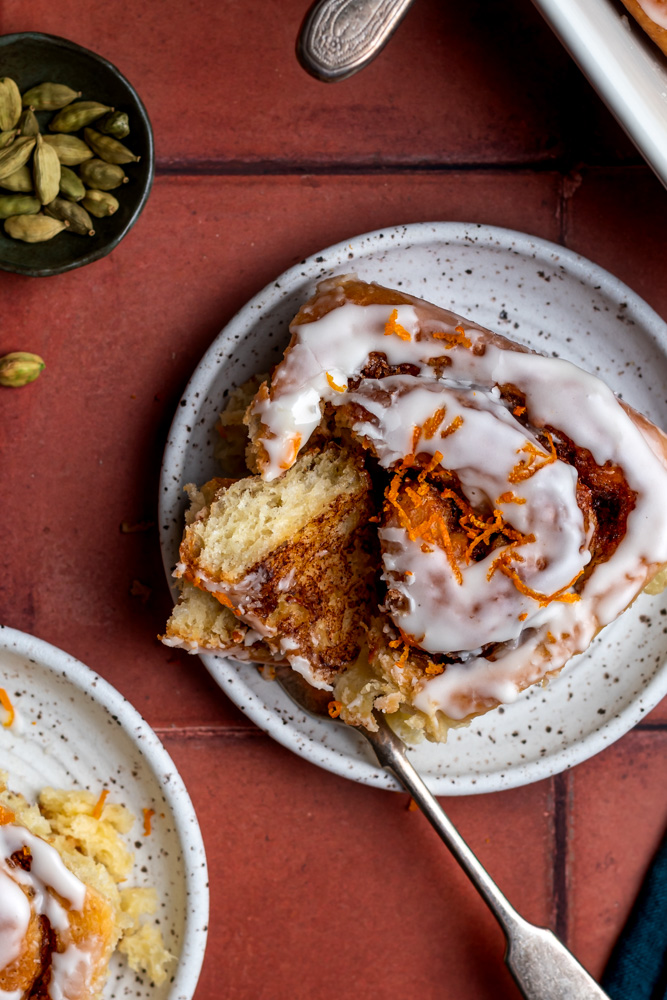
[169,275,667,742]
[617,0,667,56]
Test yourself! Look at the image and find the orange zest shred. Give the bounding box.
[326,372,346,393]
[432,324,472,349]
[91,789,109,820]
[213,592,243,618]
[518,612,528,621]
[384,308,412,341]
[425,661,445,676]
[488,551,583,607]
[143,808,155,836]
[496,491,527,505]
[407,797,419,811]
[422,407,447,440]
[0,689,14,728]
[440,415,463,439]
[279,433,302,470]
[328,700,343,719]
[509,432,557,484]
[513,405,526,416]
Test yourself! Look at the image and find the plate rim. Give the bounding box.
[159,219,667,795]
[0,622,209,996]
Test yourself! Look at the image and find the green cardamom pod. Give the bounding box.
[43,134,94,165]
[96,110,130,139]
[79,158,128,191]
[81,188,119,217]
[0,136,37,182]
[48,100,113,134]
[1,165,33,192]
[0,193,41,219]
[21,82,80,111]
[4,213,68,242]
[0,128,18,149]
[58,165,85,202]
[0,78,22,131]
[83,128,139,165]
[45,196,95,236]
[0,352,45,387]
[17,107,40,137]
[33,134,61,205]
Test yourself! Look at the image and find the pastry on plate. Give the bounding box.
[165,275,667,742]
[0,776,173,998]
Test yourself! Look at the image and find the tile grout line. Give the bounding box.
[552,770,571,943]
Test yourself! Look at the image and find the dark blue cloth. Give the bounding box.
[601,833,667,1000]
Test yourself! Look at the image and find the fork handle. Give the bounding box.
[363,715,610,1000]
[296,0,416,82]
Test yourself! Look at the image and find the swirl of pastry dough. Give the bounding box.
[248,276,667,721]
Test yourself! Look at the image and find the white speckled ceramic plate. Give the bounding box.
[159,222,667,795]
[0,624,208,998]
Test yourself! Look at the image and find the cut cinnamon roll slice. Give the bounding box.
[242,274,667,739]
[0,781,173,998]
[616,0,667,56]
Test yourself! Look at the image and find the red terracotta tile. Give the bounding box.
[563,165,667,322]
[0,0,606,167]
[0,170,561,729]
[162,731,556,1000]
[567,729,667,978]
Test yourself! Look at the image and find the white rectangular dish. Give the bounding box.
[532,0,667,189]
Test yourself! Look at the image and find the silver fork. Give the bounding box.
[274,665,610,1000]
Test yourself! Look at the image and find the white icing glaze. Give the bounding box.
[0,823,90,995]
[252,284,667,719]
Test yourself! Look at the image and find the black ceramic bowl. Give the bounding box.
[0,32,154,277]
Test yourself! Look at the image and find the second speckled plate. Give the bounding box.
[159,222,667,795]
[0,624,208,998]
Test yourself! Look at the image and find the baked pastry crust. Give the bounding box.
[165,275,667,741]
[617,0,667,56]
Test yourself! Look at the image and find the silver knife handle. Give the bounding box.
[297,0,416,82]
[363,714,611,1000]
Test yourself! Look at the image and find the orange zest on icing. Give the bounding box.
[509,432,557,483]
[143,808,155,836]
[384,308,412,341]
[432,324,472,349]
[440,415,463,439]
[0,689,14,728]
[91,789,109,820]
[326,372,346,393]
[488,550,583,607]
[327,700,343,718]
[497,491,527,505]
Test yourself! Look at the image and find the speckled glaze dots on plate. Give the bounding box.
[0,624,208,999]
[159,221,667,796]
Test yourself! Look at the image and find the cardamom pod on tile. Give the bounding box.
[0,136,37,181]
[58,165,85,202]
[0,128,18,149]
[0,78,22,130]
[45,196,94,235]
[96,110,130,139]
[17,107,40,137]
[43,134,94,165]
[33,134,61,205]
[79,158,128,190]
[81,188,119,217]
[83,128,139,165]
[0,352,45,387]
[48,100,112,133]
[1,165,33,192]
[4,213,68,242]
[21,82,80,111]
[0,193,41,218]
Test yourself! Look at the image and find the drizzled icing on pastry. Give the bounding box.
[250,282,667,719]
[0,823,93,999]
